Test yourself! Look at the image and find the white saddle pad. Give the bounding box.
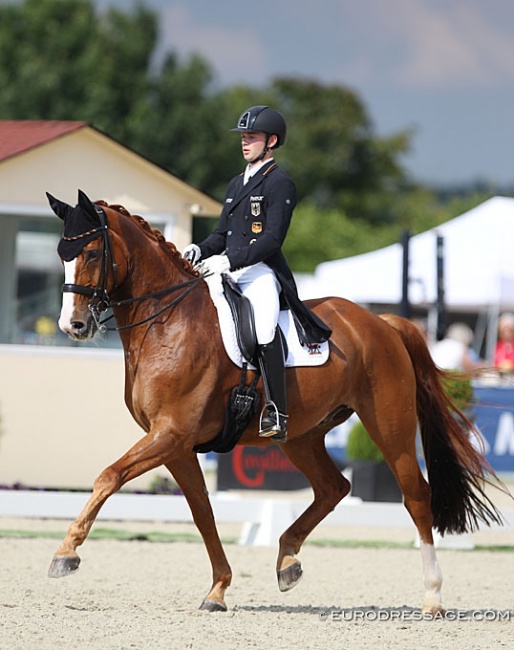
[204,274,329,369]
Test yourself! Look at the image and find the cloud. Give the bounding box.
[159,6,269,84]
[136,0,514,94]
[339,0,514,90]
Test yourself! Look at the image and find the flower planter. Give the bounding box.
[349,460,403,503]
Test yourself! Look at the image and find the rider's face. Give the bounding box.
[240,131,268,164]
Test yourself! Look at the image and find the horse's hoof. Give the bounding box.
[199,599,227,612]
[422,604,446,618]
[48,555,81,578]
[277,561,303,592]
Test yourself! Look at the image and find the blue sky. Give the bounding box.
[97,0,514,187]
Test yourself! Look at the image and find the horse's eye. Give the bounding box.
[85,249,100,262]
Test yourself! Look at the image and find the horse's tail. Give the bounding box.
[380,313,505,535]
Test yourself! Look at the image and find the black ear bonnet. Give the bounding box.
[47,190,106,262]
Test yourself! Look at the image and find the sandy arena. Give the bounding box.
[0,481,513,650]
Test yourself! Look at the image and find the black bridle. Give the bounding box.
[62,207,205,332]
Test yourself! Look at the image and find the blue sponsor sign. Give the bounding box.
[474,386,514,474]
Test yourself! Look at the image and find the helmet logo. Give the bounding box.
[238,111,251,129]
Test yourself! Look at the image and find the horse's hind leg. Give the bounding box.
[164,457,232,612]
[277,434,351,591]
[360,410,444,615]
[395,454,444,614]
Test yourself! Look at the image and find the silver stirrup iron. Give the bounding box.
[258,401,288,442]
[259,400,280,437]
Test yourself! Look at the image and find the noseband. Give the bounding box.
[63,208,204,332]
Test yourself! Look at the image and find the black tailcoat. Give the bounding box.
[199,160,331,345]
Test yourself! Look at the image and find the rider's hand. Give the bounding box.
[183,244,201,265]
[199,255,231,275]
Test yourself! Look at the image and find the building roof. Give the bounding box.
[0,119,222,218]
[0,120,88,162]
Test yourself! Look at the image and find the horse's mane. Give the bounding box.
[96,200,199,276]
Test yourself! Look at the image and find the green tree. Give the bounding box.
[0,0,229,193]
[0,0,154,133]
[128,53,233,198]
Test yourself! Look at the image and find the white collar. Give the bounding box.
[243,157,274,185]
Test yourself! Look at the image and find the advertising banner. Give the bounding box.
[474,386,514,474]
[216,445,310,491]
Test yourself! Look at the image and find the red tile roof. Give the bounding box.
[0,120,88,162]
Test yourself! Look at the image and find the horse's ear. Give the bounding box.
[78,189,101,223]
[46,192,72,221]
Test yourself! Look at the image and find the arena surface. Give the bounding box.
[0,497,513,650]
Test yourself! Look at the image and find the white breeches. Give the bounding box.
[229,262,281,345]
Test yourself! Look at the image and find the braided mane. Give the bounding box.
[96,200,199,276]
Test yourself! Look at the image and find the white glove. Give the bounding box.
[199,254,231,275]
[183,243,201,265]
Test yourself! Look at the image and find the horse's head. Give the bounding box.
[48,190,128,341]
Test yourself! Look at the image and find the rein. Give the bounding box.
[96,276,204,332]
[63,208,206,332]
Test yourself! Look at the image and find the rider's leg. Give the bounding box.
[230,263,287,442]
[257,328,288,441]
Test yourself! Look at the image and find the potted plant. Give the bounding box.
[443,371,474,420]
[346,419,402,502]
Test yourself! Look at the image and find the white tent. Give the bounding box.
[302,196,514,357]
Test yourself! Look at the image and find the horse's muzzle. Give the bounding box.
[60,315,97,341]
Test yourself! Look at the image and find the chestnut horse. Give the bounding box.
[47,191,504,615]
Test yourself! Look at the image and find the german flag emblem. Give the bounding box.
[251,221,263,234]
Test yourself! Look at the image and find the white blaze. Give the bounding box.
[58,259,77,332]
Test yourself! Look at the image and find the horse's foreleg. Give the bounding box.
[48,428,178,578]
[165,457,232,612]
[277,434,350,591]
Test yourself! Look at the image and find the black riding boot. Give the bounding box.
[257,329,288,443]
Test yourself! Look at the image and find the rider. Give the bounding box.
[183,105,331,443]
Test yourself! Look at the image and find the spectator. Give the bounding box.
[493,312,514,373]
[430,322,486,372]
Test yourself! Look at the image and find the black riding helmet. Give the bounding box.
[231,105,286,148]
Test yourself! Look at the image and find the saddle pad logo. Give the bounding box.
[251,221,263,233]
[251,201,261,217]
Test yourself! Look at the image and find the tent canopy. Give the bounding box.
[311,196,514,313]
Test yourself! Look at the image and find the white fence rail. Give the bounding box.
[1,490,513,549]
